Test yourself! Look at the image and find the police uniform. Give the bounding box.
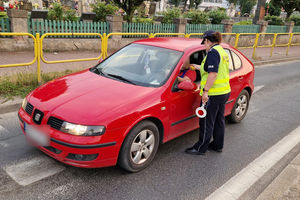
[186,42,231,155]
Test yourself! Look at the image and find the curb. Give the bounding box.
[0,98,22,114]
[252,56,300,66]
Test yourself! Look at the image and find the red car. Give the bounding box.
[18,38,254,172]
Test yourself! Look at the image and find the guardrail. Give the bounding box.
[0,32,299,84]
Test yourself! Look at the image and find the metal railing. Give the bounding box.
[0,32,299,84]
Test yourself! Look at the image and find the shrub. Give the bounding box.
[264,15,284,25]
[0,11,8,19]
[289,15,300,26]
[208,10,229,24]
[133,17,154,23]
[183,10,210,24]
[234,20,252,25]
[161,8,181,24]
[91,2,119,22]
[48,3,78,21]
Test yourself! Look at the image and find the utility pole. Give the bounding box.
[253,0,267,24]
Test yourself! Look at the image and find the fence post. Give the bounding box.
[106,15,123,40]
[286,21,295,33]
[222,19,234,44]
[173,18,187,37]
[257,20,268,33]
[222,19,234,33]
[7,9,28,40]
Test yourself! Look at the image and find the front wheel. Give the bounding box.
[118,120,159,172]
[228,89,250,123]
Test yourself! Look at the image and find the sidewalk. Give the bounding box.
[256,152,300,200]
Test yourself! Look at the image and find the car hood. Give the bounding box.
[29,69,163,125]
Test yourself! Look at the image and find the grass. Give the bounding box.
[0,69,77,100]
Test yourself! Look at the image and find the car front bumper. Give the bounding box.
[18,108,123,168]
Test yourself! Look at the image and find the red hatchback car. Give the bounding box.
[18,38,254,172]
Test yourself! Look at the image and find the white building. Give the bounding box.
[198,0,230,11]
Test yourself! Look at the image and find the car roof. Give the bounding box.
[133,37,231,52]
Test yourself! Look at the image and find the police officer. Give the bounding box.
[185,30,231,155]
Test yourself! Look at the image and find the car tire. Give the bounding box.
[228,89,250,123]
[118,120,159,172]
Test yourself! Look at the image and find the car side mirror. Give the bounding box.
[177,80,197,91]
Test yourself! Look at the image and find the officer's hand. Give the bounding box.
[202,91,209,104]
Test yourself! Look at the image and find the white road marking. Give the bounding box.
[205,126,300,200]
[4,156,65,186]
[253,85,264,94]
[0,141,9,148]
[0,125,9,136]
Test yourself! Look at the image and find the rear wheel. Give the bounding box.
[228,90,250,123]
[118,120,159,172]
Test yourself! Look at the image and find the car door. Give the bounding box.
[224,48,243,116]
[167,50,205,140]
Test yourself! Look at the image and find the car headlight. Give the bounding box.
[60,122,105,136]
[22,98,28,110]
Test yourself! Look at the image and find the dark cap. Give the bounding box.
[201,30,216,44]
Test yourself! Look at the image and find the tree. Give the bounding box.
[112,0,144,22]
[91,2,119,22]
[112,0,160,22]
[272,0,300,19]
[240,0,256,15]
[266,1,281,16]
[194,0,203,9]
[228,0,256,15]
[169,0,181,7]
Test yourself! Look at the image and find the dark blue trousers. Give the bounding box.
[193,93,230,153]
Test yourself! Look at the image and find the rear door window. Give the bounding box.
[224,49,234,72]
[231,51,242,70]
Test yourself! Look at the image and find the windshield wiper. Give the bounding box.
[92,67,106,76]
[107,73,136,85]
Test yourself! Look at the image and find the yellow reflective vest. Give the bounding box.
[200,45,231,96]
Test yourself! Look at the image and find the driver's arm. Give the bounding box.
[178,76,191,83]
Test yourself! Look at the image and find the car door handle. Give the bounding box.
[238,76,244,80]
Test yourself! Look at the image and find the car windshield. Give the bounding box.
[94,43,183,87]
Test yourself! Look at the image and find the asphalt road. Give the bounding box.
[0,61,300,200]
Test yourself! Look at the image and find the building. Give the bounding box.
[198,0,230,11]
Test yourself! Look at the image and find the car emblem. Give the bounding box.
[34,113,41,122]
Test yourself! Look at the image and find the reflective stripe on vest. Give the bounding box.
[200,45,231,96]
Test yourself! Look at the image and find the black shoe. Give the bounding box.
[208,144,223,152]
[185,147,205,155]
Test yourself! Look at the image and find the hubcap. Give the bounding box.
[235,95,247,119]
[130,129,155,165]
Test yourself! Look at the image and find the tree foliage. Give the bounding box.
[264,15,284,25]
[48,3,78,21]
[272,0,300,19]
[228,0,256,15]
[265,1,281,16]
[112,0,157,22]
[183,10,209,24]
[208,9,229,24]
[161,7,181,24]
[91,2,119,22]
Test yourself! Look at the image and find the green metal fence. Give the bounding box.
[186,24,224,35]
[232,25,260,33]
[122,23,176,37]
[0,18,11,32]
[293,26,300,33]
[28,19,109,38]
[267,25,287,33]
